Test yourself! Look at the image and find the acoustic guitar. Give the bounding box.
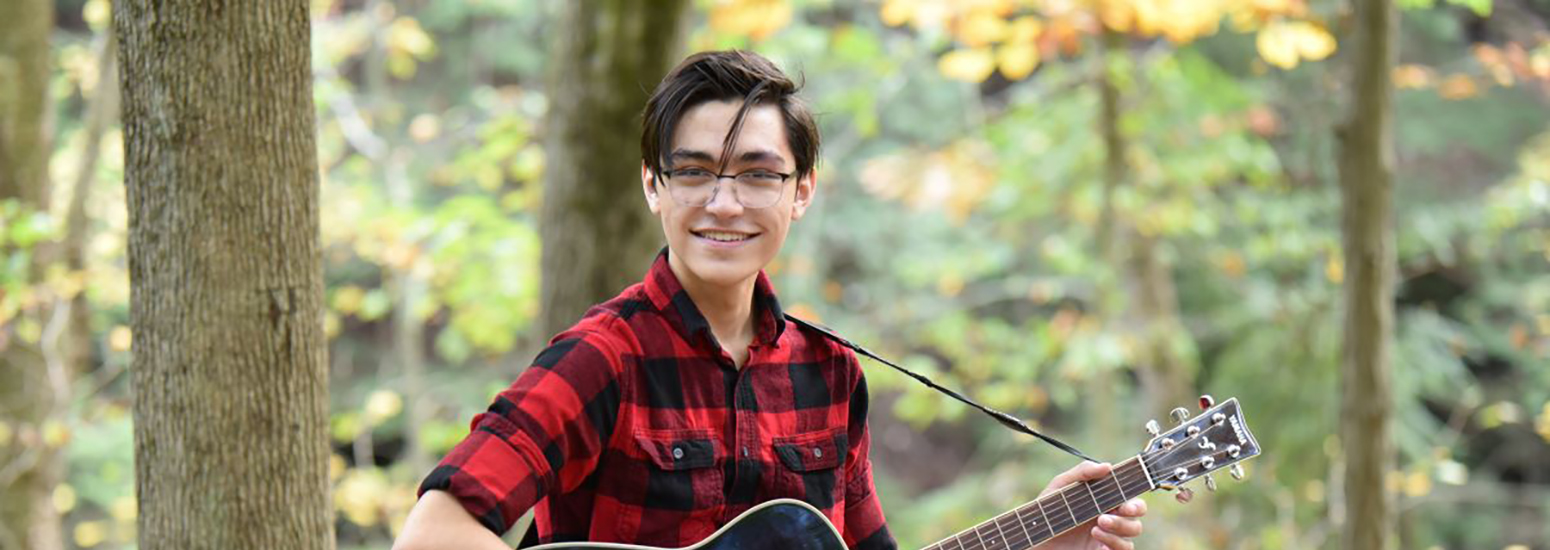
[528,396,1262,550]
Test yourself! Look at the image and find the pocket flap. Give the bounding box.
[635,429,719,471]
[772,427,847,472]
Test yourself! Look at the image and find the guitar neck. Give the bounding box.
[921,456,1154,550]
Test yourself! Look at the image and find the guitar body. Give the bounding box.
[528,499,848,550]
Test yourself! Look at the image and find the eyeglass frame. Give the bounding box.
[657,167,796,208]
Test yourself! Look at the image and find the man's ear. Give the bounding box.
[642,162,661,214]
[790,169,816,220]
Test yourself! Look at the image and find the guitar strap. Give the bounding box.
[784,313,1100,464]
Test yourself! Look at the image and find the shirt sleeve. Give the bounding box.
[417,328,626,535]
[841,362,897,550]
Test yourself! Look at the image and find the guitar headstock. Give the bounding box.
[1140,396,1261,498]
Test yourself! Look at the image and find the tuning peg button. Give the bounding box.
[1175,488,1194,504]
[1146,420,1160,437]
[1170,407,1191,424]
[1204,474,1217,492]
[1230,464,1245,480]
[1199,395,1215,410]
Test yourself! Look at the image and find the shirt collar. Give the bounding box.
[642,247,787,350]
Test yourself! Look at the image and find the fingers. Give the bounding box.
[1041,461,1113,496]
[1090,524,1135,550]
[1097,513,1144,538]
[1111,498,1148,518]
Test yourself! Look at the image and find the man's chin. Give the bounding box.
[681,256,762,288]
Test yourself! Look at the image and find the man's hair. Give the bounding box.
[641,50,819,182]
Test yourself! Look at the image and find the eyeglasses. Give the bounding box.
[661,168,793,208]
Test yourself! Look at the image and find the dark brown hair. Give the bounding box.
[641,50,819,183]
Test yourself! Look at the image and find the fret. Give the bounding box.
[1011,507,1034,549]
[975,522,999,549]
[1057,487,1078,526]
[1083,480,1101,511]
[1108,467,1128,502]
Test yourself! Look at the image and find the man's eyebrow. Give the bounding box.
[668,149,716,164]
[735,149,785,165]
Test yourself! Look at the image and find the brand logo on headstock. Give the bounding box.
[1229,415,1247,445]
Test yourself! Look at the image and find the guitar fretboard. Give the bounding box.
[921,456,1154,550]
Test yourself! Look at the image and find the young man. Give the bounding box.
[395,51,1147,550]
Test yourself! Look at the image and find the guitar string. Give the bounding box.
[995,447,1241,550]
[934,460,1156,550]
[930,440,1247,550]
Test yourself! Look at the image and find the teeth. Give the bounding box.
[698,231,750,242]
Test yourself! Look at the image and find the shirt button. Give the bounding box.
[672,447,684,459]
[813,448,823,458]
[741,447,750,458]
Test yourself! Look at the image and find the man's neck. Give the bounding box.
[667,253,757,364]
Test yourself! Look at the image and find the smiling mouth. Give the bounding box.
[692,230,757,243]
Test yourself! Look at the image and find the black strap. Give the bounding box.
[785,313,1100,464]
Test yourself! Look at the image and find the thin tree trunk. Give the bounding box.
[1094,29,1192,419]
[61,31,118,377]
[539,0,690,337]
[1337,0,1397,547]
[116,0,332,548]
[0,0,58,546]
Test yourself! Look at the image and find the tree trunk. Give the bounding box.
[0,0,59,547]
[1337,0,1397,547]
[539,0,690,337]
[1094,29,1192,419]
[116,1,332,548]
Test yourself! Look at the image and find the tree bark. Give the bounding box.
[1337,0,1397,548]
[115,1,332,548]
[539,0,690,337]
[0,0,59,547]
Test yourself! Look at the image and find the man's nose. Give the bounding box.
[703,178,745,216]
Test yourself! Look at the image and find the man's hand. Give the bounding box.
[1039,462,1147,550]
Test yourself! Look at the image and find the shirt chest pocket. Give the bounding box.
[768,426,848,510]
[631,428,725,511]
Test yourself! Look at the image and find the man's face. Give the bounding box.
[643,100,814,291]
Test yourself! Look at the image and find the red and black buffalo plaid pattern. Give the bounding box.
[419,250,895,549]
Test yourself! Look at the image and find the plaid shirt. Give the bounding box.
[419,250,895,549]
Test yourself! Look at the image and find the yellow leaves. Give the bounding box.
[956,10,1011,47]
[998,42,1042,80]
[1324,252,1343,284]
[1255,20,1336,70]
[939,48,998,82]
[709,0,794,41]
[1479,401,1522,429]
[334,466,418,531]
[109,325,132,352]
[1120,0,1230,43]
[54,484,77,514]
[1437,74,1480,100]
[74,521,108,548]
[858,140,999,223]
[363,389,404,426]
[335,467,392,527]
[386,16,436,78]
[82,0,111,32]
[1394,64,1436,89]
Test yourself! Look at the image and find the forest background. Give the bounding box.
[2,0,1548,548]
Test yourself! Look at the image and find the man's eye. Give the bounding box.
[739,171,782,182]
[674,169,712,179]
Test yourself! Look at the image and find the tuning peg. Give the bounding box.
[1175,487,1194,504]
[1170,407,1191,424]
[1198,395,1215,410]
[1230,464,1245,480]
[1145,420,1160,437]
[1204,474,1217,492]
